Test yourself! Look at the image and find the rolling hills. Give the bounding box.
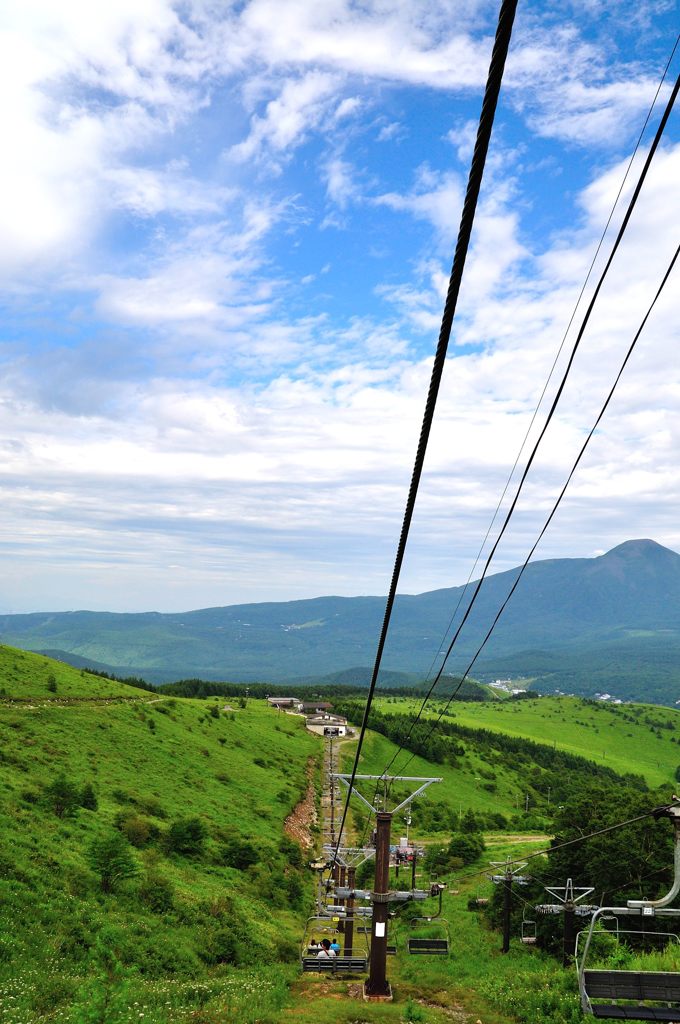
[2,540,680,703]
[2,645,679,1023]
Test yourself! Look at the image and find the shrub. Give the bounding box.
[80,782,98,811]
[46,674,57,693]
[137,795,166,818]
[279,835,304,868]
[166,816,208,855]
[218,837,259,870]
[138,873,174,913]
[30,974,76,1017]
[43,773,81,818]
[87,831,138,892]
[115,812,158,848]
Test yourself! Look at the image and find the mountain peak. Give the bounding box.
[603,539,679,561]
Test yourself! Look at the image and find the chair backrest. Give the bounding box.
[408,938,449,954]
[301,956,367,972]
[584,970,680,1002]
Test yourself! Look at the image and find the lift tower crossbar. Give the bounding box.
[335,773,441,999]
[332,774,442,816]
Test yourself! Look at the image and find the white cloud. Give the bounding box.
[324,156,358,209]
[1,0,678,614]
[229,71,340,166]
[375,167,464,246]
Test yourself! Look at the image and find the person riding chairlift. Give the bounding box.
[316,938,336,958]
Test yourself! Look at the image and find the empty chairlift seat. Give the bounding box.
[582,969,680,1020]
[407,936,449,955]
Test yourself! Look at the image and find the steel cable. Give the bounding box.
[328,0,519,870]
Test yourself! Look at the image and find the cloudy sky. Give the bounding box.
[0,0,678,614]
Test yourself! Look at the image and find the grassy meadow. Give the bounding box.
[372,694,680,789]
[3,643,680,1024]
[0,646,321,1023]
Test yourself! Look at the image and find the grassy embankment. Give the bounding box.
[0,645,321,1024]
[373,694,680,789]
[3,644,678,1024]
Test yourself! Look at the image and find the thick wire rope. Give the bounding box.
[354,36,680,854]
[327,0,519,871]
[393,240,680,779]
[377,70,680,787]
[413,30,680,703]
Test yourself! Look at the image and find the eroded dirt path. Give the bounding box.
[284,756,318,849]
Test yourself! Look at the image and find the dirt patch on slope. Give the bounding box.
[285,757,317,849]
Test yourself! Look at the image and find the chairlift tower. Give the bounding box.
[333,772,441,998]
[490,856,530,953]
[535,878,596,965]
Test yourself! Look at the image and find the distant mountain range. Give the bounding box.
[2,539,680,704]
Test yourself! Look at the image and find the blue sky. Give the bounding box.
[0,0,678,613]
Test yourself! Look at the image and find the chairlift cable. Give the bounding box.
[412,29,680,709]
[378,70,680,785]
[391,239,679,779]
[328,0,520,868]
[355,38,680,842]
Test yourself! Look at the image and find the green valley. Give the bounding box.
[2,645,679,1024]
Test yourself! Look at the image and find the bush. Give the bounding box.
[80,782,98,811]
[43,773,81,818]
[87,831,138,892]
[138,873,174,913]
[218,837,259,870]
[137,795,166,818]
[166,816,208,855]
[278,835,304,868]
[115,812,159,847]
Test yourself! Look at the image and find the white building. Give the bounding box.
[267,696,303,712]
[305,713,348,737]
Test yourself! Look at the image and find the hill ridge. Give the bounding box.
[2,539,680,703]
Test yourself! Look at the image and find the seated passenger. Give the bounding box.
[317,938,336,958]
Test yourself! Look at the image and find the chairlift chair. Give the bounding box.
[407,883,450,955]
[521,907,537,946]
[300,915,369,974]
[600,913,620,938]
[576,802,680,1020]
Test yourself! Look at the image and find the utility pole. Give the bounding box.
[535,879,595,966]
[490,857,530,954]
[502,874,512,953]
[338,865,346,934]
[329,736,336,843]
[365,811,392,997]
[333,772,441,1000]
[563,898,576,966]
[345,866,356,955]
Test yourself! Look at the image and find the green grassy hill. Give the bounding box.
[0,648,321,1023]
[4,648,679,1024]
[0,643,148,699]
[370,695,680,790]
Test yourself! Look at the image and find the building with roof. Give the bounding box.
[305,713,348,737]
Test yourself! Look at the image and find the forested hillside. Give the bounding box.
[2,541,680,703]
